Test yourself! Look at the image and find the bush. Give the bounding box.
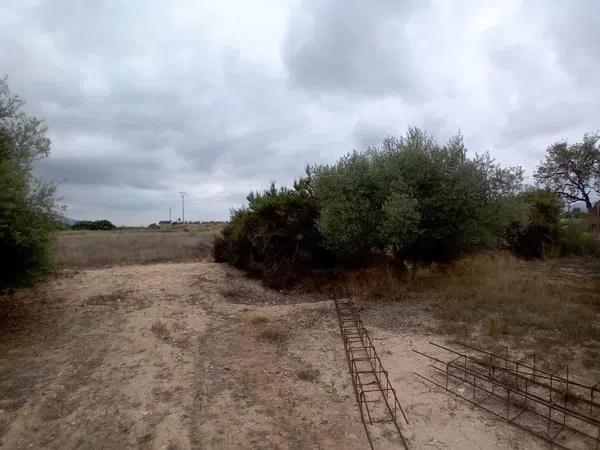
[0,78,58,288]
[214,180,334,287]
[558,220,600,256]
[504,189,600,258]
[71,219,116,230]
[313,128,523,265]
[505,189,562,259]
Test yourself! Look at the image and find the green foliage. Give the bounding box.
[558,220,600,257]
[313,128,523,264]
[506,189,600,258]
[214,179,333,287]
[0,78,57,287]
[534,132,600,212]
[216,127,598,287]
[71,220,117,230]
[505,189,563,258]
[312,150,387,258]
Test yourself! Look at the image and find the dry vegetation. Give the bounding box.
[53,223,224,268]
[330,251,600,371]
[2,224,598,448]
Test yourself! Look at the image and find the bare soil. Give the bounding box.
[0,261,550,449]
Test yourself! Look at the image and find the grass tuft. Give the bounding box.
[150,319,170,340]
[259,327,288,344]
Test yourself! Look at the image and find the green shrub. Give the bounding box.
[505,189,563,258]
[313,128,523,265]
[0,78,58,288]
[71,219,116,230]
[558,220,600,256]
[214,179,333,287]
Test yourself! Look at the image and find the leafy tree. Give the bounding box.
[0,77,58,286]
[534,133,600,212]
[313,128,523,265]
[312,150,389,259]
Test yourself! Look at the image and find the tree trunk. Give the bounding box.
[583,193,593,212]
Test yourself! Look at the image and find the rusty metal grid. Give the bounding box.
[334,296,409,449]
[414,341,600,449]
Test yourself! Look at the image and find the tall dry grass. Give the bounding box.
[328,251,600,368]
[54,226,222,269]
[424,253,600,341]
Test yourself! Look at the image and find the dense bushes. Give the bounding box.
[505,189,562,258]
[216,127,599,287]
[71,220,116,230]
[214,181,333,287]
[313,129,523,265]
[0,79,57,288]
[506,189,599,258]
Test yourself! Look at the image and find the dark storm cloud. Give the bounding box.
[1,0,599,224]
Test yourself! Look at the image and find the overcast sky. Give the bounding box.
[2,0,598,225]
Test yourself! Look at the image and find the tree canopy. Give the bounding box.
[0,77,58,287]
[313,128,524,264]
[534,133,600,211]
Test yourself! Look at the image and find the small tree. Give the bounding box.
[313,128,524,266]
[534,133,600,212]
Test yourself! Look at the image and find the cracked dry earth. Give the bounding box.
[0,262,543,449]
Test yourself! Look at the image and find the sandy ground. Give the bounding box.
[0,262,546,449]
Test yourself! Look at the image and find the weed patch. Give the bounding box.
[259,327,288,345]
[150,320,170,341]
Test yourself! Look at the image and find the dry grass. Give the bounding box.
[328,251,600,369]
[54,224,223,269]
[418,253,600,370]
[259,327,288,344]
[249,316,269,326]
[297,368,319,382]
[248,315,288,344]
[150,319,170,340]
[331,265,409,301]
[219,285,250,300]
[421,252,600,344]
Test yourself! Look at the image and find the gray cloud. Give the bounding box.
[283,0,424,98]
[1,0,598,225]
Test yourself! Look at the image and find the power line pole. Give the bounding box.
[178,192,186,223]
[169,207,171,222]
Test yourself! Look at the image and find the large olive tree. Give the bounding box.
[313,128,524,265]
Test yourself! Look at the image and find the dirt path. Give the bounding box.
[0,262,543,449]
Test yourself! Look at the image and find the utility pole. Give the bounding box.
[178,192,186,223]
[169,207,171,222]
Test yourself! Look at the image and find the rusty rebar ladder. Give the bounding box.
[334,296,409,449]
[414,342,600,449]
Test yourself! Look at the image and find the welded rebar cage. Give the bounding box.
[334,296,409,449]
[414,341,600,449]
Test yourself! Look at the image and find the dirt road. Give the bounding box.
[0,262,541,449]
